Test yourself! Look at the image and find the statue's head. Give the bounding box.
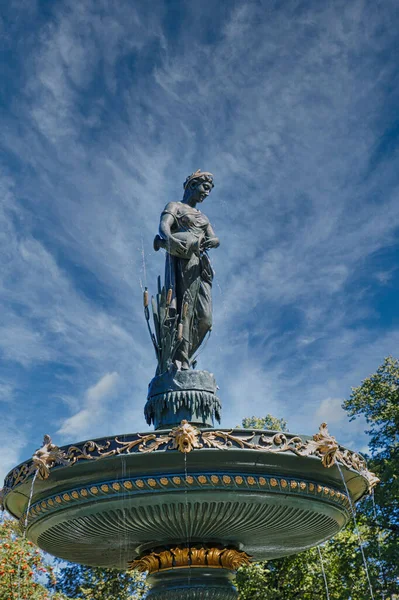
[183,169,214,204]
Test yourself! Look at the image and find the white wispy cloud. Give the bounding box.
[315,398,347,425]
[0,418,28,480]
[0,382,13,403]
[58,371,120,439]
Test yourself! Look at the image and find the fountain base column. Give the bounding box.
[145,568,238,600]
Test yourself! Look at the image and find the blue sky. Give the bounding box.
[1,0,399,480]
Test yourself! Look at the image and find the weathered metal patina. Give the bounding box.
[145,369,221,429]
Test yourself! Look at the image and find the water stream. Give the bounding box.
[183,453,191,586]
[317,545,330,600]
[191,330,211,367]
[214,276,228,319]
[120,452,128,570]
[18,468,39,600]
[140,235,148,289]
[337,463,375,600]
[24,470,38,532]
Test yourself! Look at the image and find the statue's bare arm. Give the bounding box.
[203,222,220,250]
[158,204,187,254]
[159,212,175,240]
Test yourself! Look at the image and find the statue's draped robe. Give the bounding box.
[162,202,214,365]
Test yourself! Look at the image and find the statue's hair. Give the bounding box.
[183,169,214,190]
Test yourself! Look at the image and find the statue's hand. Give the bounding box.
[171,236,189,255]
[203,237,220,250]
[154,234,188,256]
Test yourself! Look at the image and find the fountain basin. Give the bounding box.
[2,426,373,569]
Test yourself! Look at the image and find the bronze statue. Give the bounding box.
[152,169,220,371]
[144,169,221,428]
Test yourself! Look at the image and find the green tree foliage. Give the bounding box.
[55,563,147,599]
[0,516,68,600]
[241,414,288,431]
[343,356,399,454]
[236,524,378,599]
[343,355,398,527]
[343,355,399,595]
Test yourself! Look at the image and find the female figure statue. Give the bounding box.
[153,170,220,370]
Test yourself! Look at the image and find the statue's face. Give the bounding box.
[189,178,213,203]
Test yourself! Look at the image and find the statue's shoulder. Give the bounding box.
[162,201,184,216]
[162,201,180,213]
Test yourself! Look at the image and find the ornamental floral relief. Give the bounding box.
[129,546,251,573]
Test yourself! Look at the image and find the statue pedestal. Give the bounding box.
[145,369,221,430]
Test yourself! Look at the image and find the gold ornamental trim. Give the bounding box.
[3,422,379,495]
[22,472,350,527]
[32,435,70,479]
[129,546,251,573]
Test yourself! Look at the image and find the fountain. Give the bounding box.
[1,170,378,599]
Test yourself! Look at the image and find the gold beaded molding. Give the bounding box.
[22,472,350,527]
[129,546,251,573]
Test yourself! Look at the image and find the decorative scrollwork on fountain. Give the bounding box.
[308,422,340,466]
[5,464,33,489]
[129,546,251,573]
[201,430,257,450]
[169,420,202,453]
[65,440,113,463]
[258,423,379,492]
[3,422,378,494]
[32,435,69,480]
